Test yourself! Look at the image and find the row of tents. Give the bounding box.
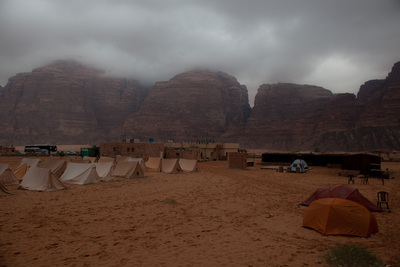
[0,157,199,193]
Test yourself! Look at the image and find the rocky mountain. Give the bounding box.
[121,70,251,142]
[240,62,400,151]
[0,60,146,145]
[1,60,399,152]
[237,83,334,151]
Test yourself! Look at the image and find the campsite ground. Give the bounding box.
[0,156,399,267]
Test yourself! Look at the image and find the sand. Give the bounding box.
[0,156,399,266]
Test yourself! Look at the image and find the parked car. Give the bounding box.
[64,150,77,155]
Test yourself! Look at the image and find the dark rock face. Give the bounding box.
[238,83,334,151]
[122,70,251,142]
[0,60,146,145]
[240,62,400,151]
[1,59,400,152]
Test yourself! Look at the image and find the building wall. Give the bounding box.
[228,152,247,169]
[100,142,239,161]
[165,149,199,160]
[99,142,165,160]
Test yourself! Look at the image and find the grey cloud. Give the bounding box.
[1,0,399,105]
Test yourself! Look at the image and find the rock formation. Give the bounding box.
[238,83,334,151]
[0,60,146,145]
[1,59,400,152]
[240,62,400,151]
[122,70,251,142]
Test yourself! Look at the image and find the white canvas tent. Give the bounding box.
[17,158,42,169]
[42,159,67,178]
[83,156,97,163]
[115,155,131,162]
[19,166,67,192]
[161,159,182,174]
[69,158,91,163]
[113,161,144,178]
[95,162,114,181]
[15,158,42,180]
[98,157,115,164]
[179,159,199,172]
[145,157,161,171]
[116,156,147,171]
[0,164,20,185]
[14,164,28,180]
[60,163,100,185]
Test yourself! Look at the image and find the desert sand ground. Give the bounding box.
[0,156,399,267]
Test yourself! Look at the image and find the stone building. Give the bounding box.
[100,141,240,161]
[99,142,164,160]
[164,142,240,160]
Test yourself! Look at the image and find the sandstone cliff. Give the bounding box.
[0,60,146,145]
[121,70,251,142]
[240,62,400,151]
[1,59,400,152]
[237,83,334,151]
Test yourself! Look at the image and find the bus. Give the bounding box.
[24,144,57,154]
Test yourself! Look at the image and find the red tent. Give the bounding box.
[300,185,382,212]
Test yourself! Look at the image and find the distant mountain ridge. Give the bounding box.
[0,60,399,152]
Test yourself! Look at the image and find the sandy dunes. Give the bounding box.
[0,157,399,266]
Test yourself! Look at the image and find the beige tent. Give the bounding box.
[116,156,146,170]
[179,159,199,172]
[0,183,13,196]
[15,158,42,180]
[116,155,131,162]
[161,159,182,174]
[131,158,147,171]
[17,158,42,168]
[145,157,161,171]
[19,166,67,192]
[98,157,115,164]
[14,164,28,180]
[69,158,91,163]
[42,159,67,178]
[113,161,144,178]
[83,156,97,163]
[0,164,20,185]
[60,163,100,185]
[95,162,114,181]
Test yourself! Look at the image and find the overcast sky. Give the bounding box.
[1,0,399,105]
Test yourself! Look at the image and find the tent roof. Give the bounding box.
[161,159,182,174]
[179,159,199,172]
[112,161,143,178]
[303,198,378,237]
[0,164,19,185]
[95,162,114,181]
[60,163,99,185]
[17,158,42,168]
[19,166,67,191]
[301,185,382,212]
[145,157,161,171]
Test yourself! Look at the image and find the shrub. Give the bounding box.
[323,244,384,267]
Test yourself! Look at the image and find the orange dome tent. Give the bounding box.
[300,185,382,212]
[302,198,378,238]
